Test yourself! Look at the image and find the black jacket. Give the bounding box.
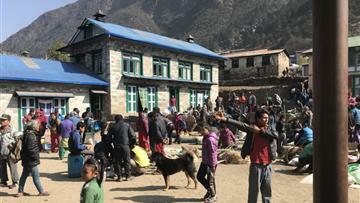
[108,121,135,147]
[21,129,40,169]
[149,115,167,143]
[226,118,278,161]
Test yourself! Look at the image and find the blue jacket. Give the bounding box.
[350,108,360,125]
[69,130,86,155]
[297,127,313,146]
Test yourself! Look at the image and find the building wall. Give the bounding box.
[65,36,220,116]
[107,38,219,116]
[221,52,289,81]
[277,52,290,77]
[0,81,92,130]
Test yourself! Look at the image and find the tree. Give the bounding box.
[47,41,70,62]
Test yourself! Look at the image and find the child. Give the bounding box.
[80,158,104,203]
[197,125,218,203]
[218,124,236,148]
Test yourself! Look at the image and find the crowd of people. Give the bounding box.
[1,87,359,203]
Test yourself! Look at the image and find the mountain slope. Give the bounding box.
[1,0,359,57]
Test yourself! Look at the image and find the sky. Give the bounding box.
[0,0,78,43]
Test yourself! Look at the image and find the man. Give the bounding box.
[82,107,94,133]
[15,120,49,197]
[295,143,313,173]
[301,106,313,128]
[216,109,278,203]
[349,99,360,143]
[22,109,34,126]
[215,96,222,111]
[54,109,64,121]
[169,95,177,114]
[108,115,136,181]
[68,122,91,156]
[69,111,81,129]
[58,115,74,160]
[0,114,20,189]
[149,111,167,155]
[295,123,313,147]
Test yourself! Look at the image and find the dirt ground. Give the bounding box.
[0,144,359,203]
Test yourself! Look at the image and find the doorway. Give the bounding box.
[169,87,180,112]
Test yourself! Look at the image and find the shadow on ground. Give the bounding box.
[274,169,307,176]
[114,195,202,202]
[40,171,82,182]
[0,191,15,197]
[110,185,184,192]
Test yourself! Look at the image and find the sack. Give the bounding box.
[348,163,360,185]
[9,136,22,163]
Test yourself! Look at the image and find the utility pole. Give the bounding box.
[313,0,348,202]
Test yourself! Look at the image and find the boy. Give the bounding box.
[197,125,218,203]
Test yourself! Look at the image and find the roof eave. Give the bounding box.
[107,34,225,61]
[0,77,109,87]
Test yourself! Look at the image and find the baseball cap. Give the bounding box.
[0,114,11,121]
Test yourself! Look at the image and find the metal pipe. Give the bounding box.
[313,0,348,202]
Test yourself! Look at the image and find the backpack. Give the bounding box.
[9,136,22,163]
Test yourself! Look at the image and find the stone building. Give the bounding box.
[219,49,290,81]
[59,17,224,117]
[0,54,108,130]
[301,36,360,95]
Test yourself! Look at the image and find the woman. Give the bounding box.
[136,111,150,151]
[15,120,49,197]
[48,112,61,153]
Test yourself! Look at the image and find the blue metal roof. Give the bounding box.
[86,18,225,60]
[0,54,109,86]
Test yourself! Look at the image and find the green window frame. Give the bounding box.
[147,87,157,110]
[189,89,197,108]
[153,57,169,77]
[122,52,142,75]
[178,61,192,80]
[54,98,67,116]
[19,97,36,130]
[200,65,212,82]
[126,85,138,113]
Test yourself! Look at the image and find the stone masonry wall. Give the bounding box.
[0,81,92,130]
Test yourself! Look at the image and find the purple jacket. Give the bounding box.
[59,119,74,138]
[219,128,236,148]
[202,132,218,166]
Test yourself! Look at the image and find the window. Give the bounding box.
[200,65,212,82]
[127,86,157,112]
[262,55,271,66]
[153,57,169,77]
[232,58,239,68]
[54,98,67,116]
[122,52,142,75]
[147,87,157,110]
[126,86,137,113]
[189,89,210,108]
[92,51,103,74]
[20,97,36,130]
[190,89,197,108]
[178,61,192,80]
[356,53,360,67]
[246,57,254,67]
